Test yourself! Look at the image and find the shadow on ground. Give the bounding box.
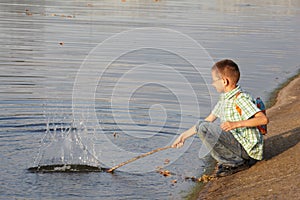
[264,127,300,160]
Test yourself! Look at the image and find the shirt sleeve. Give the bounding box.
[211,100,221,118]
[236,93,261,120]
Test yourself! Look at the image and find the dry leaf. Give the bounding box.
[113,132,118,138]
[161,170,171,176]
[164,159,170,165]
[184,174,215,183]
[25,9,32,16]
[156,168,172,177]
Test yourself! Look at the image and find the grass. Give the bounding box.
[266,68,300,109]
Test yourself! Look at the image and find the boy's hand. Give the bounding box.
[172,135,185,148]
[172,125,197,148]
[221,121,240,131]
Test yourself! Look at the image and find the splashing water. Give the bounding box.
[29,119,102,172]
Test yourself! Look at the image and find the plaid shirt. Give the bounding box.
[212,85,263,160]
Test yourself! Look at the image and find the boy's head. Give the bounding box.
[211,59,240,92]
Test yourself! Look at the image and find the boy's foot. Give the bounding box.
[216,162,250,177]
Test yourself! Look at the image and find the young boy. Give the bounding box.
[172,59,269,177]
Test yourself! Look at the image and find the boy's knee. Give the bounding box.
[195,120,210,137]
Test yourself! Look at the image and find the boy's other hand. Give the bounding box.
[221,121,239,131]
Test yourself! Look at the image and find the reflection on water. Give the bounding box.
[0,0,300,199]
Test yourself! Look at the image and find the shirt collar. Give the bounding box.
[224,85,241,100]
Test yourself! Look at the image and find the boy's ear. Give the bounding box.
[223,77,229,85]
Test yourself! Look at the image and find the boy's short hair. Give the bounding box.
[212,59,240,84]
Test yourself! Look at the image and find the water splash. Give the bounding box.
[30,118,101,172]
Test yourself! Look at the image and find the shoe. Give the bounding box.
[216,162,250,177]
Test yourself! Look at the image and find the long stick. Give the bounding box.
[107,145,172,173]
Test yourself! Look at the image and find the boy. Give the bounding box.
[172,59,269,177]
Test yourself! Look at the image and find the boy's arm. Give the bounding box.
[205,113,217,122]
[221,111,269,131]
[172,113,217,148]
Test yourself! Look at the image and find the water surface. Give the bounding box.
[1,0,300,199]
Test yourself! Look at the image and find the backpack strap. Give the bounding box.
[235,91,242,116]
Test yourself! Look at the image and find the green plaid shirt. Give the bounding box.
[212,85,263,160]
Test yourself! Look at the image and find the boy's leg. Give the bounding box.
[196,120,249,167]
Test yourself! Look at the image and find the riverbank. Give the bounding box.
[197,73,300,199]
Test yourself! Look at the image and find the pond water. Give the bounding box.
[0,0,299,199]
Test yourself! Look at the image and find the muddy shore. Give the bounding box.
[198,74,300,199]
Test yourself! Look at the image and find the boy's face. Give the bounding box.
[211,70,225,93]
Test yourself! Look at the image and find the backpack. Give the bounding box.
[235,92,267,135]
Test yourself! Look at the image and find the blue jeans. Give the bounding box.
[196,120,251,166]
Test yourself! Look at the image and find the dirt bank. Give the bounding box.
[198,75,300,199]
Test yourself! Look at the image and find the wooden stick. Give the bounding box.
[107,145,172,173]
